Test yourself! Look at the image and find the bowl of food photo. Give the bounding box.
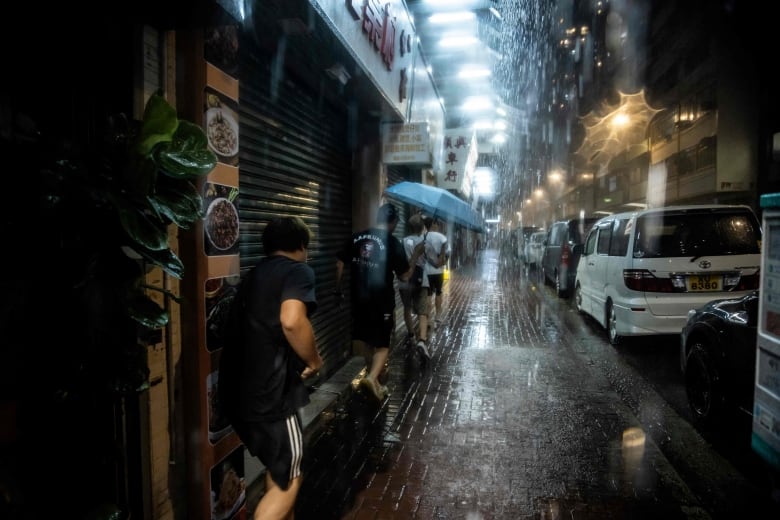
[205,107,239,159]
[205,197,239,251]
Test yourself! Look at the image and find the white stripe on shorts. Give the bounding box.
[285,414,303,481]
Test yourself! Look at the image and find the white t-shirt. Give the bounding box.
[424,231,448,275]
[402,234,428,287]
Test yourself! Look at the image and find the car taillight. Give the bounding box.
[561,244,570,266]
[623,269,676,292]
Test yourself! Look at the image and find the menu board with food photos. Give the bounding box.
[193,10,246,520]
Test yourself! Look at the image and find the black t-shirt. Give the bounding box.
[337,227,409,312]
[227,255,317,423]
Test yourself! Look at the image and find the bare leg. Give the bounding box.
[368,346,389,381]
[403,305,415,338]
[418,313,429,342]
[352,339,370,367]
[254,472,302,520]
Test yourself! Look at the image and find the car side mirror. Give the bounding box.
[572,244,584,256]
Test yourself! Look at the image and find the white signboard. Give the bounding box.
[439,128,478,197]
[382,122,431,165]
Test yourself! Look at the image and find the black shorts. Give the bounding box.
[428,273,444,295]
[233,413,303,490]
[353,307,395,349]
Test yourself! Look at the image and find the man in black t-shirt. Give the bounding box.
[220,216,322,518]
[336,203,423,402]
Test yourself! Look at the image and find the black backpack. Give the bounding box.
[217,267,254,421]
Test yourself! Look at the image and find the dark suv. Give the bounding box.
[541,217,599,297]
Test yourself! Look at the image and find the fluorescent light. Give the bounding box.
[485,218,500,223]
[461,96,493,111]
[474,167,496,196]
[458,66,491,79]
[439,35,479,48]
[429,11,475,24]
[426,0,473,5]
[473,120,494,130]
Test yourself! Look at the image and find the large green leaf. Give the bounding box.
[150,181,204,228]
[150,190,204,229]
[174,119,210,151]
[136,93,179,157]
[108,193,169,251]
[155,147,218,178]
[133,246,185,279]
[153,120,217,178]
[127,290,170,329]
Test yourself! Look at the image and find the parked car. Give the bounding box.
[574,204,762,345]
[680,290,758,425]
[525,230,547,267]
[517,225,543,262]
[541,217,599,297]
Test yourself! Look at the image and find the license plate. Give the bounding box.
[686,274,722,292]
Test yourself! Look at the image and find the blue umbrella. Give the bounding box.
[385,181,483,231]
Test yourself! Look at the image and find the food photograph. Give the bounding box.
[203,182,239,256]
[204,88,239,166]
[210,450,246,520]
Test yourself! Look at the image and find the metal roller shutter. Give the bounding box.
[238,49,353,376]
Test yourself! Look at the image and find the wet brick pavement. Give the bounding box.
[251,249,780,519]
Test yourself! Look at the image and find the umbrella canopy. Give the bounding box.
[385,181,483,232]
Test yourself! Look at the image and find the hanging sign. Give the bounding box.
[439,128,478,198]
[382,122,431,165]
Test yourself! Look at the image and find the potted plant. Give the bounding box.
[4,91,217,519]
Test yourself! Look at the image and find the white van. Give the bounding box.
[574,205,762,345]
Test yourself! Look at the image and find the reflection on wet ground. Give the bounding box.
[289,249,778,519]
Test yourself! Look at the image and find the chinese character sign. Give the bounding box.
[439,128,478,196]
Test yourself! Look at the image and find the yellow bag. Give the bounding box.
[443,267,450,280]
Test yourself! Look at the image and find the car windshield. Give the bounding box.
[633,211,761,258]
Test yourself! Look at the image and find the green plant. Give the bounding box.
[40,91,217,393]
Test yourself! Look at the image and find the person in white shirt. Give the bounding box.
[422,216,449,325]
[399,214,431,361]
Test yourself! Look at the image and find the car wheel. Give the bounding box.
[684,342,724,425]
[606,301,622,346]
[574,283,583,313]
